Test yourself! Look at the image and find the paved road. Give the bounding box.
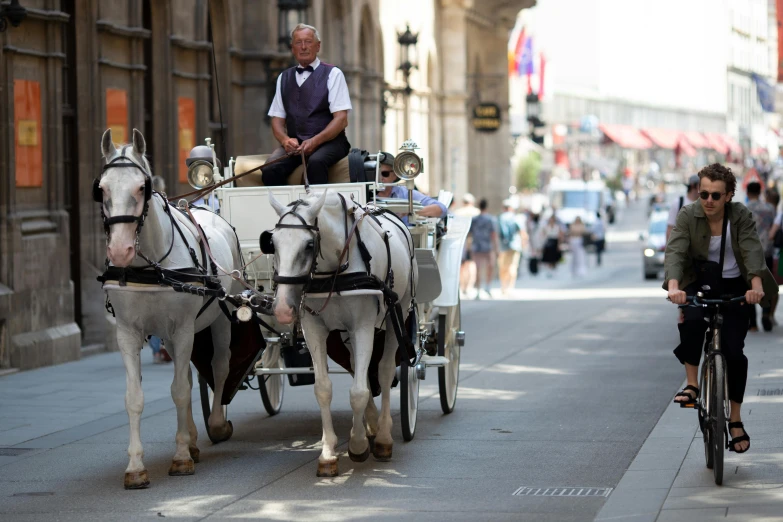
[0,199,696,521]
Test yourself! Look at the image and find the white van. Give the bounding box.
[546,179,608,230]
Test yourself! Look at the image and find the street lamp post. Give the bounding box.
[382,24,418,134]
[0,0,27,33]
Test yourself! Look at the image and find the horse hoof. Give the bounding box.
[209,420,233,444]
[189,447,200,463]
[373,442,393,462]
[168,459,195,476]
[348,444,371,463]
[124,470,150,489]
[316,459,339,477]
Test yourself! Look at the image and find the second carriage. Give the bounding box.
[187,138,469,442]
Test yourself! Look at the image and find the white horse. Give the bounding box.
[267,190,417,476]
[97,128,240,489]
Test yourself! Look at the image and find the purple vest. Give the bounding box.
[281,63,341,141]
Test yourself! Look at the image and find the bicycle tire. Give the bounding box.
[712,355,725,485]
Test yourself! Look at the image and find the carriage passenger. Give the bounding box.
[375,152,447,225]
[264,23,352,186]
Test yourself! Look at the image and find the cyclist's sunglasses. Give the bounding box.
[699,191,725,201]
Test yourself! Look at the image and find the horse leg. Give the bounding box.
[186,367,199,463]
[117,326,149,489]
[373,327,398,462]
[347,325,374,463]
[167,328,197,476]
[302,318,339,477]
[364,396,379,449]
[207,317,233,443]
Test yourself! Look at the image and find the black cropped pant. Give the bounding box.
[261,134,350,186]
[673,277,750,404]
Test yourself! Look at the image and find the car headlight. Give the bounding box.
[393,151,422,181]
[187,160,215,189]
[644,248,655,257]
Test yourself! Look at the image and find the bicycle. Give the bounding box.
[679,292,746,486]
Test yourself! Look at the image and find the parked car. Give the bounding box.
[643,211,668,280]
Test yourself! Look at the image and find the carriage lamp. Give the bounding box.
[187,161,216,189]
[277,0,309,50]
[397,25,418,96]
[0,0,26,32]
[393,140,422,181]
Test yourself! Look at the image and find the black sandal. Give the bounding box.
[728,421,750,453]
[673,385,699,408]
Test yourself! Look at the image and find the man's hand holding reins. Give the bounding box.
[298,137,320,157]
[282,137,300,154]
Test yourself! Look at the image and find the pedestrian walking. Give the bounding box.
[592,211,606,266]
[468,199,498,299]
[568,216,588,278]
[497,200,525,294]
[746,182,776,331]
[456,193,480,297]
[540,214,563,277]
[527,213,542,275]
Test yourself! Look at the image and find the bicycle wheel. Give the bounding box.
[700,359,713,469]
[438,300,462,414]
[712,355,726,485]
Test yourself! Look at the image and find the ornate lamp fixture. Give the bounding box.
[0,0,27,33]
[397,24,418,96]
[277,0,309,51]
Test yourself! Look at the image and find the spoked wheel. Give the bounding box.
[438,300,462,414]
[712,356,726,485]
[258,344,285,416]
[400,353,420,441]
[700,362,714,469]
[198,372,230,444]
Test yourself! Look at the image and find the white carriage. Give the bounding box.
[188,138,469,441]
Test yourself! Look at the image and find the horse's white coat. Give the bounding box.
[98,129,241,487]
[269,190,417,472]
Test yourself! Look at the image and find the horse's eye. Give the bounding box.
[305,240,314,251]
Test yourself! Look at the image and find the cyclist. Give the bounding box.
[665,163,778,454]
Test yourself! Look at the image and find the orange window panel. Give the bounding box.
[14,79,43,188]
[106,88,129,144]
[178,97,196,183]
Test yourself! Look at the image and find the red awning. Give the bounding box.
[703,133,729,155]
[721,135,743,155]
[641,128,681,149]
[599,123,653,149]
[676,136,697,157]
[681,131,710,149]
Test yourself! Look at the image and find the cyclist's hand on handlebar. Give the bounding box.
[745,288,765,305]
[668,289,687,305]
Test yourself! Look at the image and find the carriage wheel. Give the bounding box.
[438,299,462,414]
[400,352,420,441]
[258,344,285,416]
[198,372,229,444]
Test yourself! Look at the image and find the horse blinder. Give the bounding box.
[260,230,275,254]
[93,178,103,203]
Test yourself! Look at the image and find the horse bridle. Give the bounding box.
[93,146,152,237]
[261,200,323,286]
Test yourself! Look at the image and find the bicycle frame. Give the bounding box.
[697,311,730,424]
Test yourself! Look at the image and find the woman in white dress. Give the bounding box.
[569,217,588,278]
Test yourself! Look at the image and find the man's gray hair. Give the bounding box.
[291,23,321,43]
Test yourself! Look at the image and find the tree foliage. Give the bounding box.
[516,151,541,190]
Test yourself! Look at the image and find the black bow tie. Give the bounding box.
[296,65,314,74]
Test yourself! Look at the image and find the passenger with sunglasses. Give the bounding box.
[375,152,447,223]
[665,164,778,454]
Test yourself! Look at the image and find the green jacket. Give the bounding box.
[664,201,779,305]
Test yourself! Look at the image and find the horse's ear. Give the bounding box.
[101,129,115,160]
[310,189,328,215]
[132,128,146,156]
[269,192,285,216]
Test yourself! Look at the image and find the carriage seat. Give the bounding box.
[234,147,350,188]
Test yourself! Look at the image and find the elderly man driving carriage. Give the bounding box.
[264,23,352,186]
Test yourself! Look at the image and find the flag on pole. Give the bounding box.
[519,35,534,76]
[538,53,546,99]
[513,28,527,76]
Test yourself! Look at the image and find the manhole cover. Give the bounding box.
[512,487,613,497]
[0,448,35,457]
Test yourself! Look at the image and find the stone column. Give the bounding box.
[438,0,471,198]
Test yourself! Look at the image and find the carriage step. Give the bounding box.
[420,355,449,367]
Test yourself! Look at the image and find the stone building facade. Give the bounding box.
[1,0,531,370]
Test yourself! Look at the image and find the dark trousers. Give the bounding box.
[674,277,750,404]
[594,239,605,266]
[261,134,350,186]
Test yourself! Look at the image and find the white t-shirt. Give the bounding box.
[774,212,783,226]
[267,58,352,119]
[707,226,741,278]
[668,194,697,227]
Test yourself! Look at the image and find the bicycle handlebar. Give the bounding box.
[683,295,747,306]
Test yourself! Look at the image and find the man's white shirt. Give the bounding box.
[668,194,696,227]
[267,58,352,119]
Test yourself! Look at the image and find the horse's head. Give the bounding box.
[96,128,152,267]
[265,189,329,325]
